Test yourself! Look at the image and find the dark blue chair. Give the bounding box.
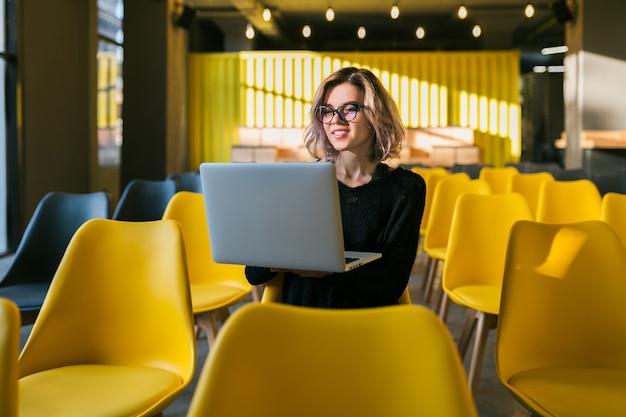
[0,191,110,324]
[591,171,626,196]
[112,178,177,221]
[552,168,590,181]
[167,170,202,193]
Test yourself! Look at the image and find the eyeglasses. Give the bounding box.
[315,102,368,124]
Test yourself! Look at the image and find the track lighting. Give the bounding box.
[415,26,425,39]
[302,24,312,38]
[357,26,366,39]
[390,4,400,19]
[325,7,335,22]
[457,4,468,19]
[524,3,535,18]
[245,23,255,40]
[262,8,271,22]
[472,24,481,38]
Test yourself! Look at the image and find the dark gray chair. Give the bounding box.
[112,178,177,221]
[0,191,110,325]
[167,170,202,193]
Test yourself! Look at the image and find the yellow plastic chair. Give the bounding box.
[478,166,519,194]
[496,220,626,417]
[162,191,255,347]
[441,192,533,392]
[422,174,491,308]
[511,171,555,218]
[0,298,20,417]
[412,167,449,252]
[535,179,602,223]
[601,191,626,247]
[186,303,479,417]
[18,219,196,417]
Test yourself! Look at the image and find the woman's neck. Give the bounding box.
[334,156,379,188]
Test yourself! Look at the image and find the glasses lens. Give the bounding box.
[316,107,333,123]
[316,104,363,124]
[340,104,358,122]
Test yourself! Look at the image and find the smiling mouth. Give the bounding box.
[331,128,349,136]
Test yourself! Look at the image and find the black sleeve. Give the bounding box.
[244,266,277,285]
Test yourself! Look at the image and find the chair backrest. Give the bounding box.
[442,192,533,314]
[413,168,449,235]
[423,175,490,252]
[0,191,110,287]
[511,171,554,218]
[449,163,488,179]
[601,192,626,247]
[162,191,252,300]
[552,167,589,181]
[186,303,479,417]
[18,218,196,405]
[0,298,20,417]
[112,178,177,221]
[167,170,202,193]
[478,166,519,194]
[496,220,626,384]
[592,171,626,196]
[536,179,602,223]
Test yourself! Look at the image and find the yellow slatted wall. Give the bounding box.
[188,50,520,167]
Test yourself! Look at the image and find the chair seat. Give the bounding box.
[446,284,500,315]
[190,283,252,313]
[19,364,183,417]
[507,367,626,417]
[424,246,446,261]
[0,283,49,311]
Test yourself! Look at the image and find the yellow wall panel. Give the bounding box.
[188,50,521,166]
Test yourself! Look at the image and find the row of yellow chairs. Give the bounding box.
[412,165,626,396]
[0,215,481,417]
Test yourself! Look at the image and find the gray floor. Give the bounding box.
[2,248,530,417]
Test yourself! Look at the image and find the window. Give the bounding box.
[1,0,9,254]
[97,0,123,166]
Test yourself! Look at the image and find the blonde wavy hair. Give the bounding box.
[304,67,405,162]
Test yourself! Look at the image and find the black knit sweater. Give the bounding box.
[245,163,426,308]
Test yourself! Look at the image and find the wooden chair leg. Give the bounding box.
[252,284,264,302]
[457,309,477,359]
[438,292,450,322]
[423,257,439,303]
[195,311,219,349]
[467,312,498,393]
[421,256,433,290]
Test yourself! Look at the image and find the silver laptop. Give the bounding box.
[199,162,382,273]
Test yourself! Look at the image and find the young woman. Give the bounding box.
[245,67,426,308]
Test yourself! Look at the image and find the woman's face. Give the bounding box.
[321,82,374,157]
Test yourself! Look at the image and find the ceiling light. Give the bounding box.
[245,23,255,40]
[357,26,366,39]
[302,24,312,38]
[524,3,535,18]
[457,4,468,19]
[262,8,272,22]
[325,7,335,22]
[472,24,481,38]
[415,26,425,39]
[541,45,568,55]
[390,5,400,19]
[547,65,565,73]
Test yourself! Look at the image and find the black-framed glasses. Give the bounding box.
[315,102,368,124]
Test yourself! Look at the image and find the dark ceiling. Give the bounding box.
[185,0,570,71]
